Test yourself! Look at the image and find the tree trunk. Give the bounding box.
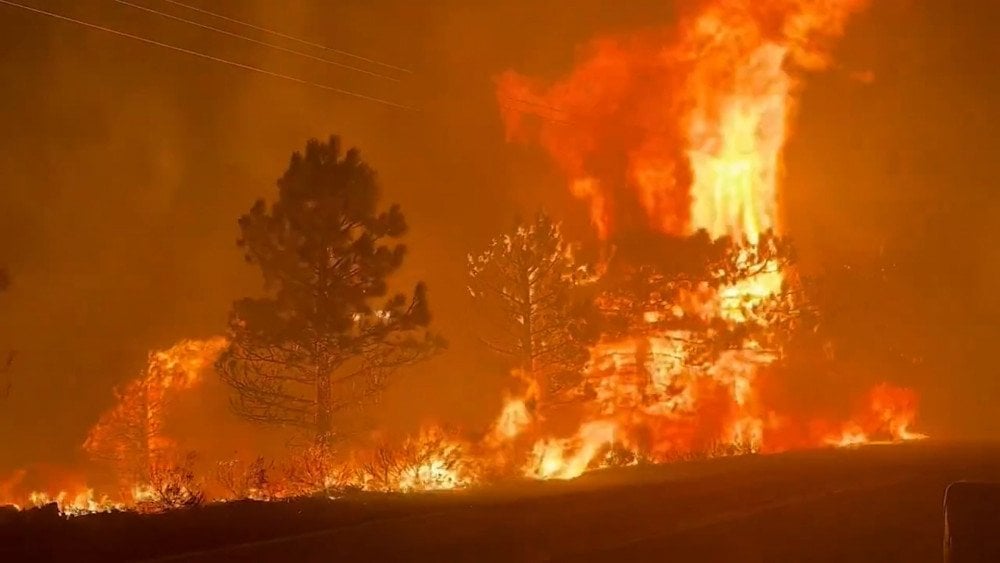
[315,365,333,446]
[520,264,548,408]
[139,378,152,483]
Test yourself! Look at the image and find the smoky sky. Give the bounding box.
[0,0,997,471]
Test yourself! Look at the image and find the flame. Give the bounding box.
[498,0,869,243]
[1,338,229,514]
[395,453,468,492]
[493,396,533,442]
[82,337,228,482]
[26,489,123,516]
[393,430,473,492]
[826,383,928,447]
[525,420,618,480]
[490,0,922,478]
[826,424,869,448]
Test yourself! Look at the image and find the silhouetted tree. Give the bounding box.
[218,136,443,445]
[468,212,596,400]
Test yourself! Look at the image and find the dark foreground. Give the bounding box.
[4,441,999,562]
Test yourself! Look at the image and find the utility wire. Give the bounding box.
[498,95,570,115]
[0,0,412,110]
[163,0,412,75]
[498,104,573,126]
[114,0,399,82]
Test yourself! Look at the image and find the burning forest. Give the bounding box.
[0,0,930,528]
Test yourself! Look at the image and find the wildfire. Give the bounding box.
[26,489,123,516]
[395,449,469,493]
[826,384,928,447]
[82,337,229,484]
[498,0,870,244]
[525,421,619,480]
[493,0,924,477]
[0,0,927,518]
[492,396,533,442]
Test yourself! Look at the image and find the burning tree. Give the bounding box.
[218,136,444,445]
[546,230,807,459]
[84,375,163,483]
[83,338,227,485]
[468,212,597,402]
[576,231,800,367]
[491,0,872,462]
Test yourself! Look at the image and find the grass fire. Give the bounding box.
[0,0,993,561]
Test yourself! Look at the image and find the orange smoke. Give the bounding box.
[498,0,870,243]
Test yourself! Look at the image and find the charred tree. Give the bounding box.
[468,212,596,401]
[217,136,443,445]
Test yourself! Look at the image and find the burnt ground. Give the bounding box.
[2,441,998,562]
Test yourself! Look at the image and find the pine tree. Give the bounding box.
[468,212,595,401]
[218,136,443,444]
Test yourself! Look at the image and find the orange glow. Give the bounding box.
[498,0,870,242]
[82,337,228,483]
[391,430,473,492]
[1,338,228,513]
[525,421,619,480]
[492,396,533,442]
[26,489,122,516]
[827,383,928,447]
[2,0,932,514]
[489,0,924,478]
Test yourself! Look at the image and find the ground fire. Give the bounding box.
[0,0,925,517]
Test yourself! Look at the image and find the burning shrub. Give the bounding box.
[355,429,472,492]
[604,444,642,468]
[133,453,205,513]
[354,444,403,492]
[694,440,759,461]
[216,457,274,501]
[280,444,344,496]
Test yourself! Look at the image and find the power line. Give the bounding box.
[498,95,570,115]
[498,104,573,126]
[0,0,412,110]
[163,0,412,75]
[114,0,399,82]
